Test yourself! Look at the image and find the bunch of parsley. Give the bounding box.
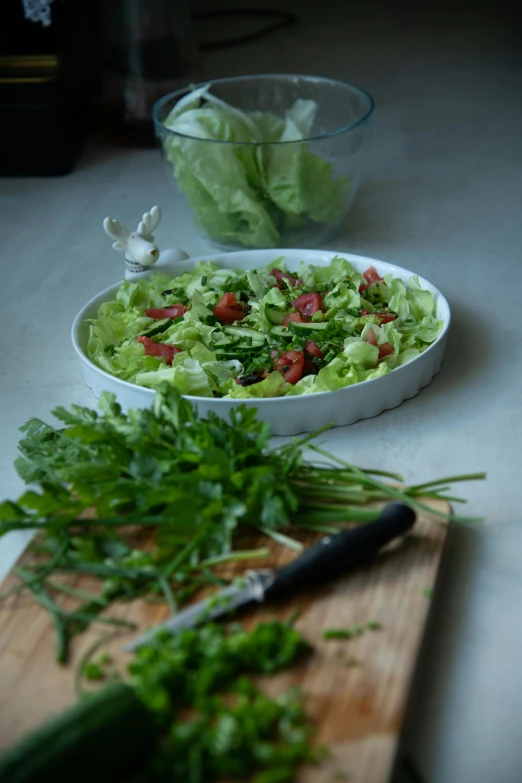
[0,385,484,661]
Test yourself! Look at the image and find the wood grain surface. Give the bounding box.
[0,501,449,782]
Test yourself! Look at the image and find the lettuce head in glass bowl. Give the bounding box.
[152,74,374,250]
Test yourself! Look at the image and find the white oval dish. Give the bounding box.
[72,249,450,436]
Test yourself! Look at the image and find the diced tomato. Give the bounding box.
[363,266,384,285]
[378,342,395,360]
[218,292,242,307]
[359,266,385,294]
[282,312,309,327]
[145,304,187,319]
[360,309,397,324]
[273,350,305,385]
[304,339,324,359]
[213,292,246,324]
[365,328,378,346]
[135,335,181,366]
[292,292,324,317]
[271,268,303,287]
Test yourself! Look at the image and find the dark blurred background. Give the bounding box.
[1,0,519,175]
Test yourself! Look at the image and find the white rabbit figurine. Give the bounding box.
[103,206,189,281]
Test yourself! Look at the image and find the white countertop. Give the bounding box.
[1,2,521,781]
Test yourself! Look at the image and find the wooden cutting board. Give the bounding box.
[0,501,449,782]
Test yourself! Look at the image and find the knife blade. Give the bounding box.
[125,502,415,652]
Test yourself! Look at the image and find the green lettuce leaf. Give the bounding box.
[289,357,390,395]
[165,135,280,248]
[324,282,361,318]
[297,256,362,289]
[407,275,437,319]
[342,339,380,368]
[160,86,351,248]
[223,372,289,399]
[136,357,214,396]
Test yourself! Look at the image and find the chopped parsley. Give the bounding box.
[128,621,318,782]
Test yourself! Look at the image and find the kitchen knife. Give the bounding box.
[126,502,415,652]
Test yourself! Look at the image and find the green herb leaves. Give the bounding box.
[0,385,485,661]
[3,387,297,553]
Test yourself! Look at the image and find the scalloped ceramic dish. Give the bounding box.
[72,249,450,436]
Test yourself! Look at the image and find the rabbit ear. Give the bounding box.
[103,218,129,252]
[138,206,161,239]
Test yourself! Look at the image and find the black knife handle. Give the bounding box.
[264,503,416,601]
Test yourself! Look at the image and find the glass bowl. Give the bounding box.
[152,74,374,250]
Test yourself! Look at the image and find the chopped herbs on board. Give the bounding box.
[0,385,485,662]
[127,620,317,782]
[0,620,318,783]
[323,627,361,640]
[323,621,382,641]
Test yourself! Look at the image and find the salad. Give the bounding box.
[86,256,443,399]
[159,84,350,248]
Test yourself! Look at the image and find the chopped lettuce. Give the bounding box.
[342,339,380,368]
[160,85,350,248]
[136,358,214,396]
[85,257,444,399]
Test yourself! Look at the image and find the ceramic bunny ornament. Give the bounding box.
[103,206,189,281]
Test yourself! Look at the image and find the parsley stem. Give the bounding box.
[66,592,124,639]
[0,537,70,600]
[413,491,466,503]
[198,548,270,568]
[56,563,156,579]
[157,574,177,615]
[294,501,378,518]
[294,509,376,524]
[45,580,108,605]
[68,613,137,629]
[296,523,341,534]
[161,533,205,581]
[14,567,69,663]
[358,467,404,481]
[259,528,303,552]
[409,472,487,491]
[307,446,458,521]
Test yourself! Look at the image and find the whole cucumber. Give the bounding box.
[0,682,158,783]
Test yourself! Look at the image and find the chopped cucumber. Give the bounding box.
[212,338,237,348]
[270,326,292,338]
[0,682,158,783]
[139,318,172,337]
[288,321,330,336]
[214,351,245,360]
[223,326,261,339]
[264,304,286,326]
[223,326,266,346]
